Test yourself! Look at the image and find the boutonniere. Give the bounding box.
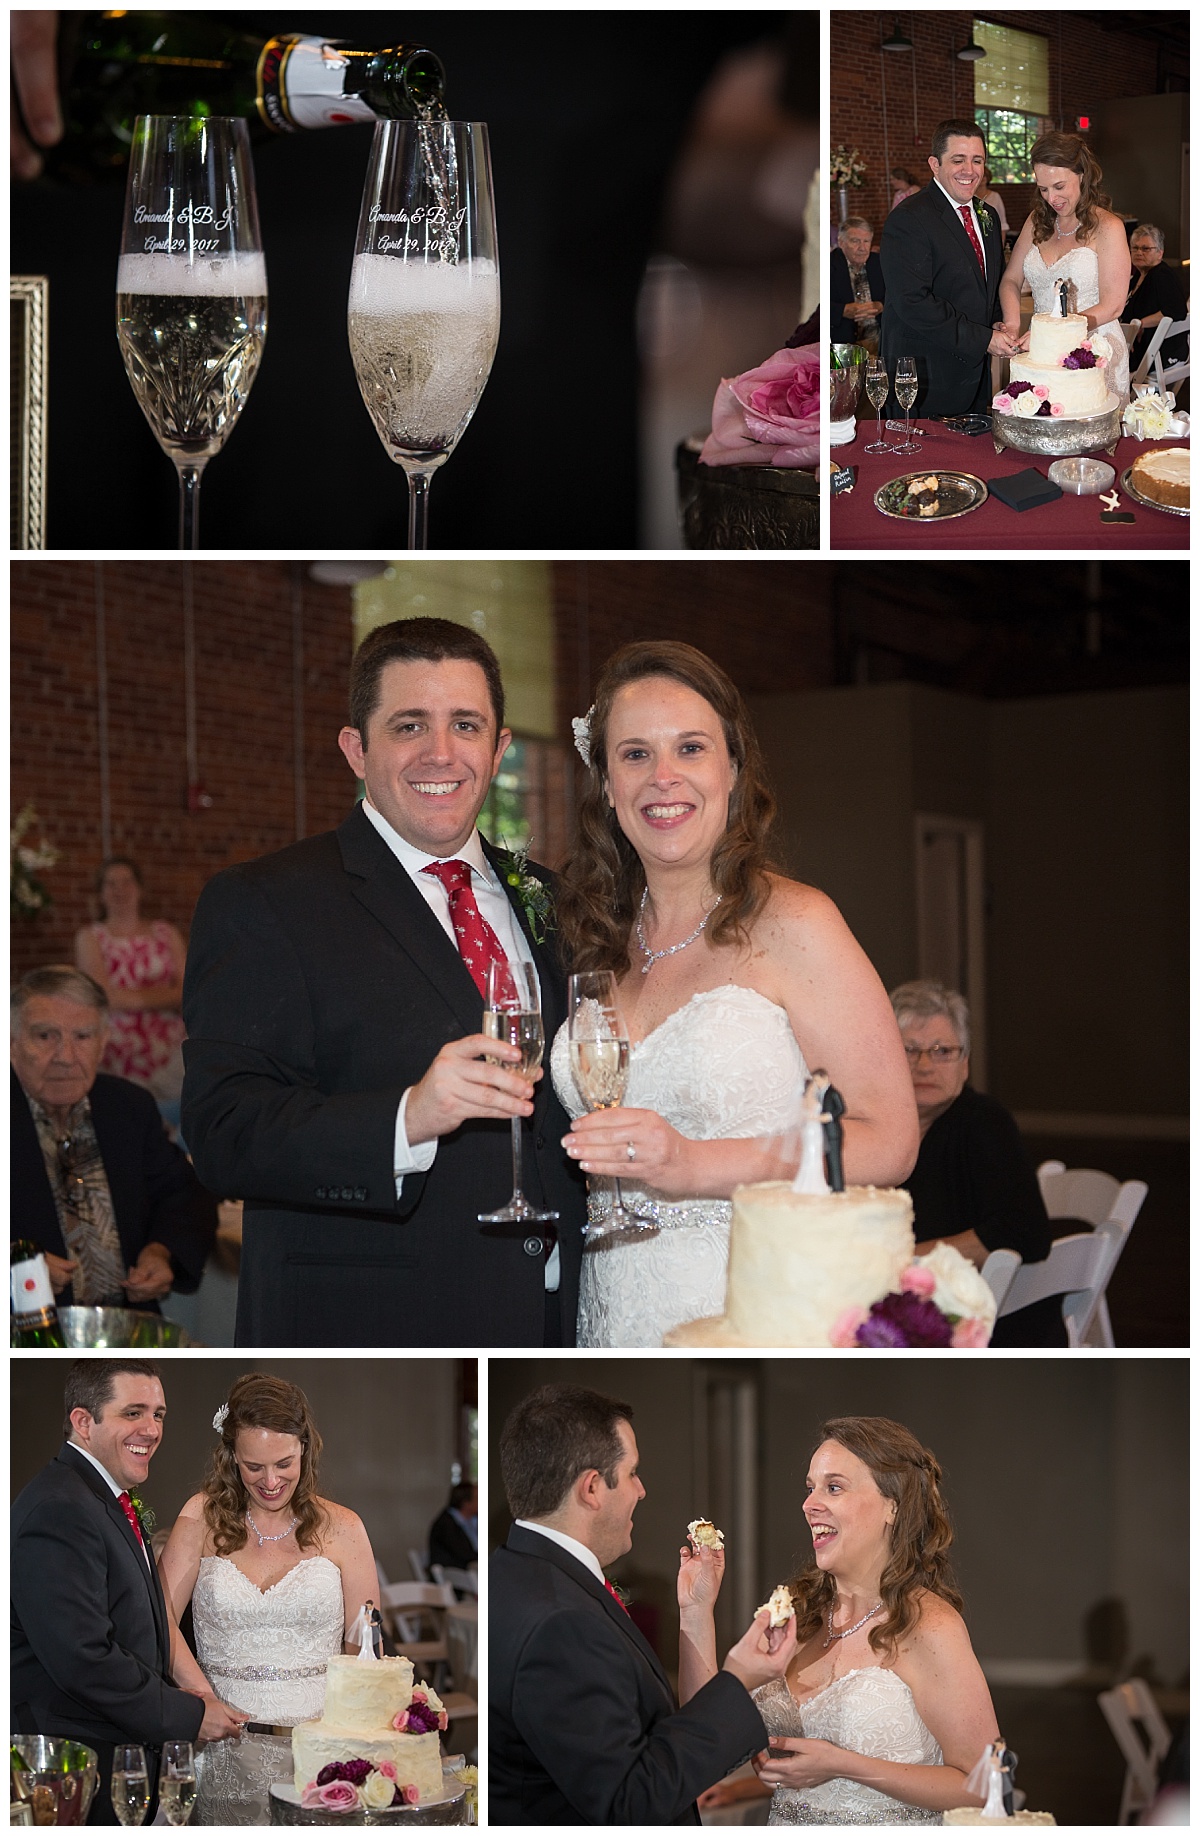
[605,1577,633,1610]
[127,1489,156,1535]
[492,842,554,945]
[977,204,995,234]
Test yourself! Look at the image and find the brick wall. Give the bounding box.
[831,12,1163,240]
[11,562,354,976]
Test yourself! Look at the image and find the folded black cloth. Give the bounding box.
[988,468,1063,511]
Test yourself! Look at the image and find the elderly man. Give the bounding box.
[832,218,885,345]
[880,119,1012,413]
[1123,223,1190,372]
[11,966,216,1310]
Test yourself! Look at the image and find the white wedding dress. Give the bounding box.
[550,984,808,1347]
[1024,243,1129,403]
[191,1554,345,1826]
[755,1669,943,1825]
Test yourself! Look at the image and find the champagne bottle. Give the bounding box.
[10,1239,68,1347]
[46,13,447,179]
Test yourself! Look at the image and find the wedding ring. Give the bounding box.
[626,1140,636,1162]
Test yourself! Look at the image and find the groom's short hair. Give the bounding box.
[63,1359,162,1438]
[348,617,506,743]
[500,1384,633,1519]
[931,119,986,161]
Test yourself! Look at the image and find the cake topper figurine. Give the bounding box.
[809,1071,847,1193]
[791,1078,831,1195]
[965,1738,1018,1819]
[1057,278,1070,318]
[352,1599,384,1661]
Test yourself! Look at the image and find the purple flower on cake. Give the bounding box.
[316,1761,372,1786]
[699,345,820,470]
[1062,346,1099,370]
[1006,380,1033,398]
[858,1291,955,1347]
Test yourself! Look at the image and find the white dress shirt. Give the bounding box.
[514,1519,605,1585]
[68,1441,153,1568]
[361,800,558,1290]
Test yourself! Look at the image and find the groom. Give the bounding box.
[182,617,586,1348]
[880,119,1012,414]
[11,1361,245,1825]
[490,1384,795,1824]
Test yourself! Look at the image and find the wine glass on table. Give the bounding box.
[159,1742,196,1827]
[567,972,658,1246]
[110,1745,149,1827]
[349,117,499,548]
[117,116,267,549]
[478,961,558,1227]
[864,358,891,453]
[892,355,922,456]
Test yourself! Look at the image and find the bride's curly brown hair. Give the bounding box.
[203,1374,328,1556]
[1029,132,1112,245]
[555,641,777,975]
[784,1417,963,1660]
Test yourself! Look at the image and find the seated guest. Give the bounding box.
[429,1481,478,1580]
[832,217,885,345]
[889,979,1060,1348]
[11,966,217,1311]
[1123,223,1190,372]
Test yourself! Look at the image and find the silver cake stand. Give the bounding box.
[992,400,1123,458]
[270,1778,468,1826]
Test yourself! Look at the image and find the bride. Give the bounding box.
[552,639,918,1348]
[158,1375,380,1825]
[688,1417,999,1824]
[999,130,1131,404]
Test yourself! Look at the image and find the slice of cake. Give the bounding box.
[1130,446,1189,510]
[292,1655,444,1806]
[687,1518,724,1549]
[757,1584,794,1627]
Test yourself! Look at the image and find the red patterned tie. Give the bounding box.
[421,859,509,999]
[118,1490,145,1547]
[604,1579,630,1615]
[958,205,986,275]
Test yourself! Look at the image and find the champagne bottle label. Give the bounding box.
[258,37,378,133]
[11,1253,57,1327]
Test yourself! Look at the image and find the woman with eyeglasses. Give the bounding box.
[889,980,1060,1346]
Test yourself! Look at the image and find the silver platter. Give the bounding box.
[1120,466,1190,518]
[873,470,988,522]
[992,401,1123,457]
[270,1778,468,1826]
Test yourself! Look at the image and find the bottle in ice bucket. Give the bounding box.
[41,13,447,178]
[10,1238,67,1347]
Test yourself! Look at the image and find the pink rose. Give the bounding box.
[437,1712,449,1731]
[699,344,820,470]
[829,1306,867,1347]
[952,1318,990,1348]
[1050,402,1064,416]
[1080,340,1092,352]
[300,1785,326,1810]
[899,1265,936,1297]
[993,393,1013,412]
[1034,386,1049,400]
[378,1763,397,1782]
[392,1710,410,1731]
[403,1784,421,1805]
[316,1781,360,1812]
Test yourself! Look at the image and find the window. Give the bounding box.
[972,19,1048,183]
[974,108,1042,184]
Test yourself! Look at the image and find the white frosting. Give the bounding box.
[943,1813,1057,1825]
[1027,310,1089,366]
[292,1655,443,1803]
[1132,447,1190,488]
[322,1655,414,1734]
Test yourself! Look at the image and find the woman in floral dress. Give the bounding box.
[75,857,187,1106]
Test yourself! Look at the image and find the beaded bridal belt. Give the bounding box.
[205,1661,328,1681]
[587,1193,731,1234]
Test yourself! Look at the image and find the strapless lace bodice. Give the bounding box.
[551,985,808,1347]
[192,1555,345,1827]
[755,1669,942,1825]
[1024,244,1129,401]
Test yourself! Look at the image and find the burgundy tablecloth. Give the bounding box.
[832,419,1189,550]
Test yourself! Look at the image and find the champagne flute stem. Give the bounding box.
[406,470,433,549]
[509,1114,525,1202]
[176,463,205,549]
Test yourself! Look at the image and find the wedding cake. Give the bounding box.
[994,312,1116,419]
[292,1656,444,1804]
[664,1185,917,1347]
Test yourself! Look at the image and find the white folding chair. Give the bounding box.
[1036,1161,1147,1346]
[430,1562,478,1596]
[408,1547,431,1583]
[979,1247,1020,1316]
[1130,314,1190,395]
[377,1581,455,1682]
[1098,1678,1173,1824]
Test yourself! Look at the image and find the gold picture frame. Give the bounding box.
[11,275,49,549]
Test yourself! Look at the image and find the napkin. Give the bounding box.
[988,469,1063,512]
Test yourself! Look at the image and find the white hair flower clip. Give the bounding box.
[212,1404,229,1432]
[572,707,595,768]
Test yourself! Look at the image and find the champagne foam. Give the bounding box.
[349,253,499,317]
[117,253,268,296]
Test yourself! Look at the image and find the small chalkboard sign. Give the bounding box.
[830,463,855,495]
[1100,510,1136,524]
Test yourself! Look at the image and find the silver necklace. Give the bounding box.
[245,1509,296,1546]
[1054,217,1079,239]
[635,888,722,974]
[823,1600,882,1647]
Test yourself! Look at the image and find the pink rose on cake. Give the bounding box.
[304,1779,359,1812]
[699,344,820,471]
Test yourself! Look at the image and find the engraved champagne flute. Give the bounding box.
[349,117,499,548]
[893,355,921,455]
[111,1746,150,1827]
[478,960,558,1226]
[159,1743,196,1827]
[567,972,658,1246]
[117,116,267,548]
[864,358,890,453]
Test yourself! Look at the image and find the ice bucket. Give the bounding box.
[56,1307,199,1348]
[10,1737,99,1826]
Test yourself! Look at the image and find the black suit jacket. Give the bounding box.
[489,1525,767,1825]
[428,1508,477,1575]
[830,246,886,344]
[10,1070,216,1308]
[11,1444,204,1816]
[182,806,586,1348]
[880,183,1003,413]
